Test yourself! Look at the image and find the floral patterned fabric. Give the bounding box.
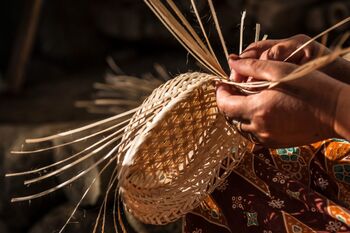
[183,139,350,233]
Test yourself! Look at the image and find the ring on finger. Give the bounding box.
[224,115,261,145]
[247,132,261,145]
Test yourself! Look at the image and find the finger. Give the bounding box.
[224,116,256,141]
[240,122,255,134]
[228,54,239,60]
[230,59,296,82]
[259,35,321,64]
[232,121,260,145]
[240,39,281,59]
[216,84,251,120]
[228,55,247,82]
[260,42,306,64]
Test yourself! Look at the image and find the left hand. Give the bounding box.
[216,58,346,148]
[231,35,350,84]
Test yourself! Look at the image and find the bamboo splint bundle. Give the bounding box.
[75,64,167,114]
[6,0,350,230]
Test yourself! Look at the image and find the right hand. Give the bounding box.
[217,58,347,147]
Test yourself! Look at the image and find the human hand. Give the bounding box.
[217,58,347,148]
[231,34,350,84]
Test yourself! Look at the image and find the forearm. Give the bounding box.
[335,84,350,140]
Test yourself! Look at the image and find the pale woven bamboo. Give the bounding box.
[116,72,251,224]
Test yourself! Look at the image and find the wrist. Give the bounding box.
[334,84,350,140]
[323,57,350,84]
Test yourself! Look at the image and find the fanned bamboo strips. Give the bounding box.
[11,143,121,202]
[8,93,175,178]
[104,73,161,85]
[7,107,157,178]
[106,56,124,75]
[239,11,247,54]
[144,0,226,77]
[255,23,261,43]
[23,134,123,185]
[166,0,213,57]
[91,163,119,233]
[316,34,329,58]
[25,108,139,143]
[7,129,123,177]
[57,159,117,233]
[208,0,229,59]
[93,99,141,106]
[112,187,119,233]
[190,0,219,63]
[117,194,127,233]
[145,0,214,69]
[100,169,119,233]
[104,75,158,85]
[15,87,173,154]
[154,63,171,81]
[11,119,130,155]
[94,81,157,92]
[338,32,350,48]
[285,16,350,61]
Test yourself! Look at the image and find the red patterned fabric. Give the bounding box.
[184,139,350,233]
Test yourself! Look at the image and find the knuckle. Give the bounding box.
[294,34,311,42]
[216,98,226,113]
[259,109,270,121]
[260,50,269,60]
[254,109,272,130]
[243,42,260,55]
[246,42,258,50]
[250,59,267,72]
[248,40,265,50]
[257,130,279,146]
[258,133,270,143]
[268,45,284,60]
[216,98,234,117]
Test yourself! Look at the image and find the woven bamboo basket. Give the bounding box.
[116,72,251,224]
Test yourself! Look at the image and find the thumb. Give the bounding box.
[230,59,296,82]
[228,54,246,82]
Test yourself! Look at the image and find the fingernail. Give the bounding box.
[229,69,235,81]
[228,54,239,61]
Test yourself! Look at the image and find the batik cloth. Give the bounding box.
[184,139,350,233]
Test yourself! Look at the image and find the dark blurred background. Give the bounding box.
[0,0,349,232]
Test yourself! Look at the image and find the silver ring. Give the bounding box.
[247,132,261,145]
[224,115,240,132]
[225,115,261,145]
[225,116,244,135]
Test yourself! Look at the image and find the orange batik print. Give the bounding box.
[234,148,271,195]
[270,146,315,185]
[185,139,350,233]
[318,140,350,207]
[282,212,316,233]
[326,199,350,226]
